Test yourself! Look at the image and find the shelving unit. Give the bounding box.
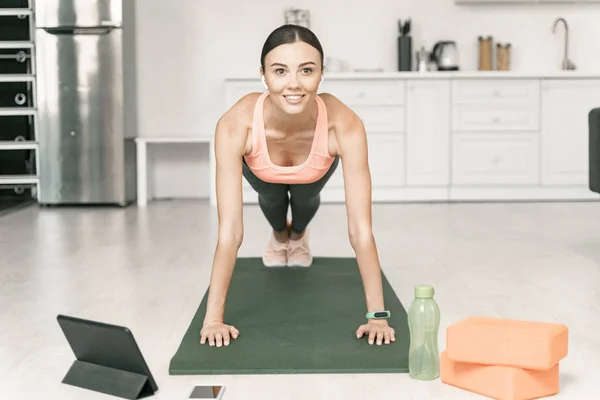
[0,8,33,16]
[0,0,39,202]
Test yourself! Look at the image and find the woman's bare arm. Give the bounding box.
[334,101,395,345]
[203,106,247,326]
[335,104,385,315]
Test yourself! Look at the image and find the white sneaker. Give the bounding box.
[286,231,312,267]
[262,235,288,267]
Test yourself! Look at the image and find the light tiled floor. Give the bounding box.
[1,200,599,399]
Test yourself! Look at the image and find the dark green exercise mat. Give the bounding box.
[169,257,409,375]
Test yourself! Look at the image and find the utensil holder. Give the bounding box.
[398,36,412,71]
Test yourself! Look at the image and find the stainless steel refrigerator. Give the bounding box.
[35,0,137,205]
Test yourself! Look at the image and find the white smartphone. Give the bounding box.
[189,386,225,400]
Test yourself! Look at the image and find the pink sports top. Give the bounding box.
[243,91,336,184]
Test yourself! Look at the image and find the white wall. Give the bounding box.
[134,0,600,200]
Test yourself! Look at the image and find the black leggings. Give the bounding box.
[242,156,340,234]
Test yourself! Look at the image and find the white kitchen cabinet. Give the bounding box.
[452,105,540,132]
[224,80,263,108]
[365,132,406,187]
[452,133,539,185]
[540,79,600,185]
[352,105,405,132]
[320,79,407,201]
[318,78,405,106]
[406,80,450,185]
[452,79,539,105]
[451,79,540,132]
[328,130,406,188]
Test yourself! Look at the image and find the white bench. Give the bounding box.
[134,137,214,207]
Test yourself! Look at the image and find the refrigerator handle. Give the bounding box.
[41,27,116,35]
[101,21,122,27]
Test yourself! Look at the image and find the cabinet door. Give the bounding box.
[541,79,600,185]
[367,132,405,187]
[224,80,263,109]
[452,133,539,185]
[406,80,450,185]
[327,132,406,189]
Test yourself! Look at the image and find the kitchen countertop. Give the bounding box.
[226,70,600,80]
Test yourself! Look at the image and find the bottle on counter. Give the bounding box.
[408,284,441,380]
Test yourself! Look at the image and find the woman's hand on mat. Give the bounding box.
[356,320,395,345]
[200,320,239,347]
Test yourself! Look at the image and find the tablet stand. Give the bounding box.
[62,360,156,399]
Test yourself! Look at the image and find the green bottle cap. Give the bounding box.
[415,285,435,298]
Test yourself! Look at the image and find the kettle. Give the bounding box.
[431,41,459,71]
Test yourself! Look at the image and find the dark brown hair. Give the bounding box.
[260,24,324,71]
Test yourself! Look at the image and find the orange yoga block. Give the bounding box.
[446,316,568,370]
[441,351,560,400]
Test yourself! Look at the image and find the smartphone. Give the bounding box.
[189,386,225,399]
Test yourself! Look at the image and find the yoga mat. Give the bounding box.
[169,257,410,375]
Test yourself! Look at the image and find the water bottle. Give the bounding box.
[408,284,440,380]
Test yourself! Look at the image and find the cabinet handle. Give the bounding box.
[14,93,27,105]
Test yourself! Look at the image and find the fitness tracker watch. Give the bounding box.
[366,310,391,319]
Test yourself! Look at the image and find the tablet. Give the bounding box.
[57,314,158,397]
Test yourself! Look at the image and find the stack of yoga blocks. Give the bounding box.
[441,316,569,399]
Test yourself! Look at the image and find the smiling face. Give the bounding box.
[261,41,323,115]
